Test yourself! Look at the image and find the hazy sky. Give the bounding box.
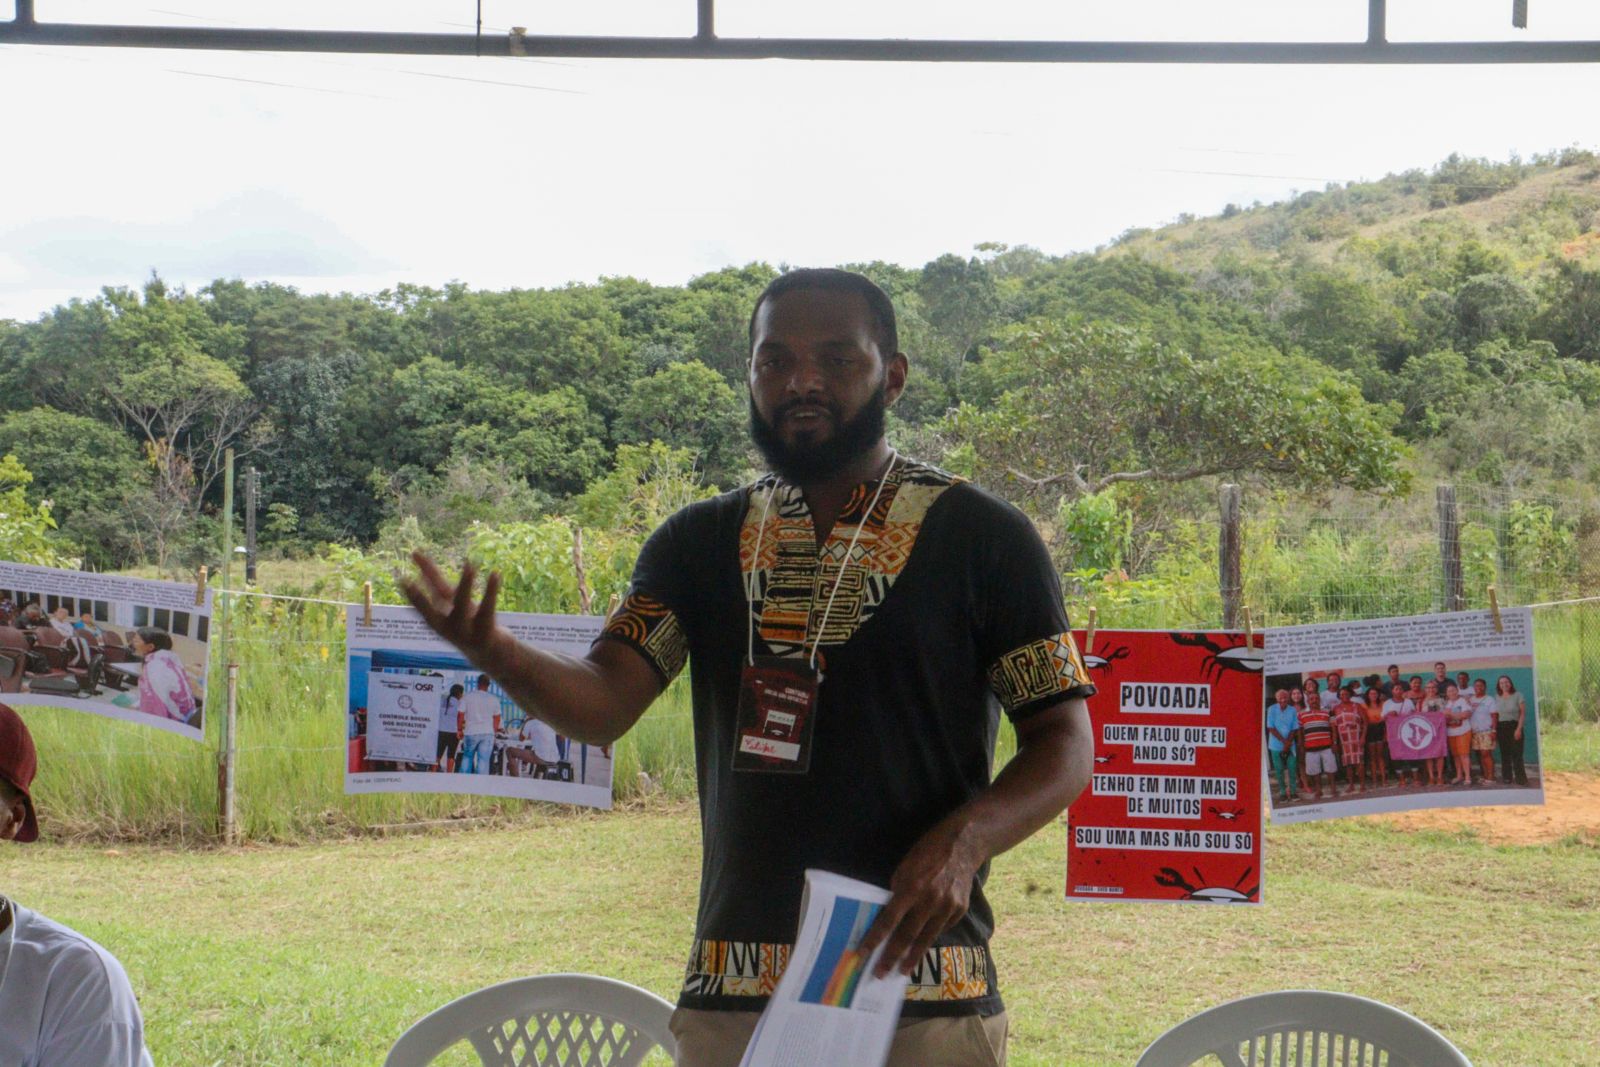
[1,0,1597,320]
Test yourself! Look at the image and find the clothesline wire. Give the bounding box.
[1525,595,1600,610]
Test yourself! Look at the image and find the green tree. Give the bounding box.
[421,284,639,421]
[386,357,606,496]
[378,455,552,554]
[0,408,147,567]
[614,360,746,487]
[1453,273,1534,349]
[0,408,144,521]
[0,455,73,567]
[0,297,119,418]
[945,319,1406,504]
[1281,266,1403,372]
[99,283,257,568]
[1535,259,1600,361]
[685,263,779,384]
[598,275,704,356]
[916,253,999,394]
[1393,349,1478,437]
[572,442,717,536]
[449,386,608,496]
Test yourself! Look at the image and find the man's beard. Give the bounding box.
[749,381,888,484]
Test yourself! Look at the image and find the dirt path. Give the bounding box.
[1373,771,1600,845]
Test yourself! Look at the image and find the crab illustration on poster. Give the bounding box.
[1065,629,1264,905]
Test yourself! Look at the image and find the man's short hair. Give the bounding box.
[747,268,899,359]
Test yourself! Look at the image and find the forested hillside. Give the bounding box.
[2,148,1597,612]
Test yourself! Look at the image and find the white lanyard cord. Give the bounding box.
[812,452,896,669]
[746,452,899,670]
[746,485,776,667]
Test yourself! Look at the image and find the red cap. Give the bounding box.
[0,703,39,843]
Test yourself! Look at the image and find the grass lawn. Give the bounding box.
[3,802,1598,1066]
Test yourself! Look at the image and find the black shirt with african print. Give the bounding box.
[599,458,1094,1017]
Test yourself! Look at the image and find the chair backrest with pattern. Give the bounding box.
[1136,990,1473,1067]
[384,973,676,1067]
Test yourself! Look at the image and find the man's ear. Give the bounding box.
[884,351,909,407]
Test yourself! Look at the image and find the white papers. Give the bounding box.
[738,870,910,1067]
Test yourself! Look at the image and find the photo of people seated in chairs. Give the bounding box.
[345,630,613,809]
[0,581,209,741]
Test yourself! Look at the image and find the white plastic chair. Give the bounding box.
[1135,990,1473,1067]
[384,973,677,1067]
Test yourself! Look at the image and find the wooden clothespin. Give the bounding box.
[1243,606,1255,648]
[362,581,374,627]
[1084,606,1098,652]
[1488,586,1503,633]
[194,566,208,606]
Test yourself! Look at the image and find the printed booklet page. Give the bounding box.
[738,869,910,1067]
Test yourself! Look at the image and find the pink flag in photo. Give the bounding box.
[1387,711,1447,760]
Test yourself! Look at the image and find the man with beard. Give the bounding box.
[403,268,1095,1066]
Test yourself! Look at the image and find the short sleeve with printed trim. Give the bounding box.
[598,511,692,685]
[973,495,1095,720]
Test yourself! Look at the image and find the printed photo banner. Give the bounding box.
[0,560,212,741]
[1065,630,1264,905]
[1263,607,1543,824]
[345,604,612,808]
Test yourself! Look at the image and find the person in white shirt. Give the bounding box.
[46,607,76,641]
[1381,683,1418,788]
[0,702,155,1067]
[128,629,198,725]
[437,684,464,772]
[1443,683,1475,786]
[456,675,501,775]
[1468,678,1499,785]
[1319,672,1345,711]
[502,714,560,778]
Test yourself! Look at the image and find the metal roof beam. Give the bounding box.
[1,19,1598,63]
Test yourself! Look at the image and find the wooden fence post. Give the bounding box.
[222,662,239,845]
[1437,484,1465,612]
[1219,483,1242,630]
[571,525,593,614]
[244,466,258,585]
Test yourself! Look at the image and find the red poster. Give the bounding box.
[1065,630,1265,905]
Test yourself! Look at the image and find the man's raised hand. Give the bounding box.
[401,551,509,673]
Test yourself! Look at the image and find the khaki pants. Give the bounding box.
[669,1007,1008,1067]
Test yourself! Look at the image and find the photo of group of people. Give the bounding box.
[1263,607,1542,823]
[346,604,612,808]
[0,561,211,741]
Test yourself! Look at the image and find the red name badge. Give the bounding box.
[733,656,822,773]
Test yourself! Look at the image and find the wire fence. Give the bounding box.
[18,479,1600,843]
